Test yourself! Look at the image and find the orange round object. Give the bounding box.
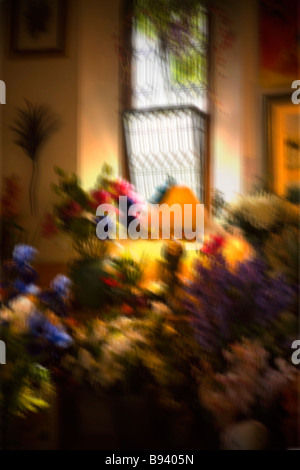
[147,185,221,240]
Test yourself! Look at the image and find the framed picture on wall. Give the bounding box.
[259,0,298,88]
[263,93,300,196]
[10,0,67,56]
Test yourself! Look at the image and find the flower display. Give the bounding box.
[0,292,73,350]
[61,312,201,411]
[225,192,300,250]
[184,254,294,354]
[84,253,148,311]
[0,325,53,448]
[265,226,300,285]
[44,164,143,259]
[199,338,299,429]
[0,246,73,351]
[0,195,299,450]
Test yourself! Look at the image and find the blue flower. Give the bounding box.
[26,284,41,296]
[13,280,40,296]
[50,274,71,298]
[38,274,72,317]
[29,312,73,349]
[14,279,29,294]
[43,322,73,349]
[13,244,38,265]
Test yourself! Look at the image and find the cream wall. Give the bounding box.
[1,0,79,262]
[0,0,121,262]
[78,0,121,189]
[211,0,260,201]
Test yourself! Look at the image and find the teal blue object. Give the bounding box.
[149,176,176,204]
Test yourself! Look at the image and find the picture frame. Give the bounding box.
[263,92,300,196]
[10,0,67,57]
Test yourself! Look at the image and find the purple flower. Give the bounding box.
[184,255,294,353]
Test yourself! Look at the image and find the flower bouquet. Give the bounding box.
[43,164,143,309]
[184,242,294,357]
[1,244,73,355]
[43,164,143,258]
[182,234,298,447]
[225,192,299,254]
[199,337,299,447]
[0,324,53,449]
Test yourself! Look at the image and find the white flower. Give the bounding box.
[151,301,172,316]
[9,296,36,316]
[229,194,282,230]
[89,320,108,343]
[0,307,15,323]
[26,284,41,295]
[105,334,132,356]
[110,316,133,330]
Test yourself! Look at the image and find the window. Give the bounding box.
[123,1,209,202]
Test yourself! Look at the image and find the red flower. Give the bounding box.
[101,277,120,288]
[63,317,78,328]
[59,200,82,222]
[1,175,22,218]
[89,189,110,210]
[201,234,225,256]
[121,303,134,315]
[41,213,59,238]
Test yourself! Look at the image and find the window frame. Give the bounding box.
[119,0,211,207]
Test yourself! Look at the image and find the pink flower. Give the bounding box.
[112,179,133,196]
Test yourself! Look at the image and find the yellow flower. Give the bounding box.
[164,324,178,336]
[222,236,253,268]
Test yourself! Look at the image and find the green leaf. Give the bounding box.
[54,166,66,177]
[68,217,92,240]
[51,183,62,195]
